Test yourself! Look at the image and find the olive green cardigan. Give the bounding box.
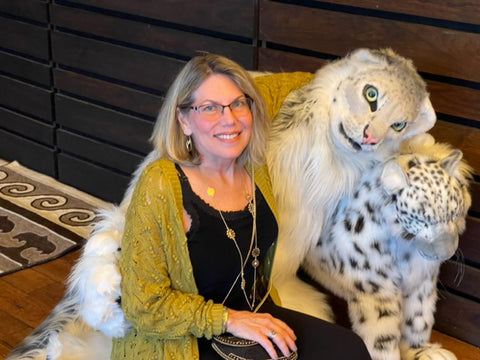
[111,158,278,359]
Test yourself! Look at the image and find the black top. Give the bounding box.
[176,164,278,310]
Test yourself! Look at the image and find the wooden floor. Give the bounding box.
[1,249,479,360]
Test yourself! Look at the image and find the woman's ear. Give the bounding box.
[177,108,192,136]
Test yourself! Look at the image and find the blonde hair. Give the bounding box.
[150,53,269,166]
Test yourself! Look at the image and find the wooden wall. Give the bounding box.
[1,0,479,347]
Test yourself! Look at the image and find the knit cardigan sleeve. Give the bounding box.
[119,159,224,339]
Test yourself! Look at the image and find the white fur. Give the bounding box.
[267,48,435,320]
[302,147,471,360]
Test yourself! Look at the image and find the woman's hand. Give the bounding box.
[225,309,297,359]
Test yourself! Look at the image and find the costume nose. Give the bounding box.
[362,125,379,145]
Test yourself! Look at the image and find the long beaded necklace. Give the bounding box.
[208,168,259,311]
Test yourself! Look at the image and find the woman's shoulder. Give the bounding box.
[134,158,179,194]
[140,158,177,179]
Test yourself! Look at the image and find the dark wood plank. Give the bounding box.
[0,75,53,122]
[67,0,256,38]
[0,107,54,146]
[259,0,480,83]
[54,68,162,119]
[51,4,255,69]
[471,182,480,214]
[52,31,186,93]
[0,0,49,23]
[427,80,480,125]
[327,0,480,25]
[457,217,480,266]
[0,16,49,60]
[0,50,51,86]
[0,129,55,176]
[57,153,131,203]
[55,94,153,154]
[439,261,480,300]
[429,121,480,175]
[57,129,145,175]
[435,289,480,347]
[258,47,328,73]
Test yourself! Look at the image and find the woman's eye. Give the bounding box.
[391,121,407,132]
[201,104,217,113]
[363,85,378,112]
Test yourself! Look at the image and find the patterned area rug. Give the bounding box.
[0,160,109,276]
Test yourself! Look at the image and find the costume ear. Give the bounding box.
[404,97,436,138]
[381,160,409,194]
[177,108,192,136]
[441,149,463,176]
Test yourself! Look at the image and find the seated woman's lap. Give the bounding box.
[198,301,371,359]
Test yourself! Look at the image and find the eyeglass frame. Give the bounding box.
[184,95,253,118]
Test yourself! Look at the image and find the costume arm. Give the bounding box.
[119,163,224,339]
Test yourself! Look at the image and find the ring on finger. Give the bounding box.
[267,330,276,339]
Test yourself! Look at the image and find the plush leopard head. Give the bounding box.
[381,149,472,261]
[324,48,436,154]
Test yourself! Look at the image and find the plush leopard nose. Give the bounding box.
[362,125,379,145]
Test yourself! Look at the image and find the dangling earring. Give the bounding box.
[185,135,193,152]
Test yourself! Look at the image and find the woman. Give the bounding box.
[111,53,371,359]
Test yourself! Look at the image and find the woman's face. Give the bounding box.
[178,74,253,167]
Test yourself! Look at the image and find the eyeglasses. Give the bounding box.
[189,96,253,119]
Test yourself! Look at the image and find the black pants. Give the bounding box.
[198,302,372,359]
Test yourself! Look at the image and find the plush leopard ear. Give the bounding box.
[381,160,409,194]
[441,149,463,176]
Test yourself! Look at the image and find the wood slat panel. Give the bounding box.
[57,153,130,203]
[328,0,480,25]
[429,121,480,175]
[259,0,480,83]
[470,182,480,214]
[258,47,328,73]
[0,107,54,146]
[54,68,162,119]
[55,94,153,154]
[56,129,144,175]
[435,290,480,347]
[427,81,480,125]
[0,75,53,122]
[0,50,51,86]
[66,0,256,38]
[0,0,49,23]
[0,17,49,60]
[0,129,55,176]
[457,218,480,266]
[51,4,255,69]
[439,261,480,300]
[52,31,185,93]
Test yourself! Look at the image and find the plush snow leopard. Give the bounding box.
[266,48,436,319]
[7,48,440,359]
[303,144,472,360]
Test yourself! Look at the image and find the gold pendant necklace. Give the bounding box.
[210,168,259,310]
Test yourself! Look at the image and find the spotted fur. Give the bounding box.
[267,48,436,319]
[303,147,472,360]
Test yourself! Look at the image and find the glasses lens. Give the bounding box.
[230,97,252,115]
[199,104,221,116]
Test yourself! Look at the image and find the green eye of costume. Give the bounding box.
[391,121,407,132]
[363,85,378,112]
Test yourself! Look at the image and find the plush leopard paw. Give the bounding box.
[401,343,457,360]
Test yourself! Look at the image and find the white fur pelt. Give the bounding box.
[6,49,438,359]
[266,48,436,319]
